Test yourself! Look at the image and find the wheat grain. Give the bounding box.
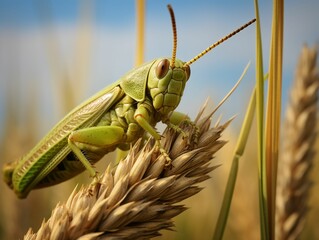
[276,45,319,240]
[24,104,229,240]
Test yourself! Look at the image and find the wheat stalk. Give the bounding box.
[276,45,319,240]
[24,103,230,240]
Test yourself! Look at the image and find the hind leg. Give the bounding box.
[68,125,126,177]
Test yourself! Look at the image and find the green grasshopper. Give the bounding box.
[3,5,255,198]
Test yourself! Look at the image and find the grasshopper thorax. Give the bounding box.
[147,58,190,116]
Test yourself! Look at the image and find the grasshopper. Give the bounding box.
[3,5,255,198]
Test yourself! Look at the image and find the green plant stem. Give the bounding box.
[254,0,268,239]
[212,65,255,240]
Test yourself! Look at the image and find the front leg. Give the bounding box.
[168,111,190,126]
[166,111,200,145]
[134,106,172,166]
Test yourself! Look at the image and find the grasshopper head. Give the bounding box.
[147,58,190,116]
[148,5,255,117]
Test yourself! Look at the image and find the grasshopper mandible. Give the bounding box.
[3,5,255,198]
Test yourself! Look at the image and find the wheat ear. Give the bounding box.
[276,45,319,239]
[24,103,230,240]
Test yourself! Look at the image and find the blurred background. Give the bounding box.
[0,0,318,239]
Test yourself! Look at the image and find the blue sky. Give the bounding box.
[0,0,318,138]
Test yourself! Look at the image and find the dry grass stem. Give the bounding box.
[276,45,319,239]
[24,104,229,240]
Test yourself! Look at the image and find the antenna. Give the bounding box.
[167,5,177,68]
[185,18,256,66]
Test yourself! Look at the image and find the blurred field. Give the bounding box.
[0,1,318,239]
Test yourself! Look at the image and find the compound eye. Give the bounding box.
[155,59,170,79]
[184,65,191,80]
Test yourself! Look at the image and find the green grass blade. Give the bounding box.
[212,63,253,240]
[254,0,268,239]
